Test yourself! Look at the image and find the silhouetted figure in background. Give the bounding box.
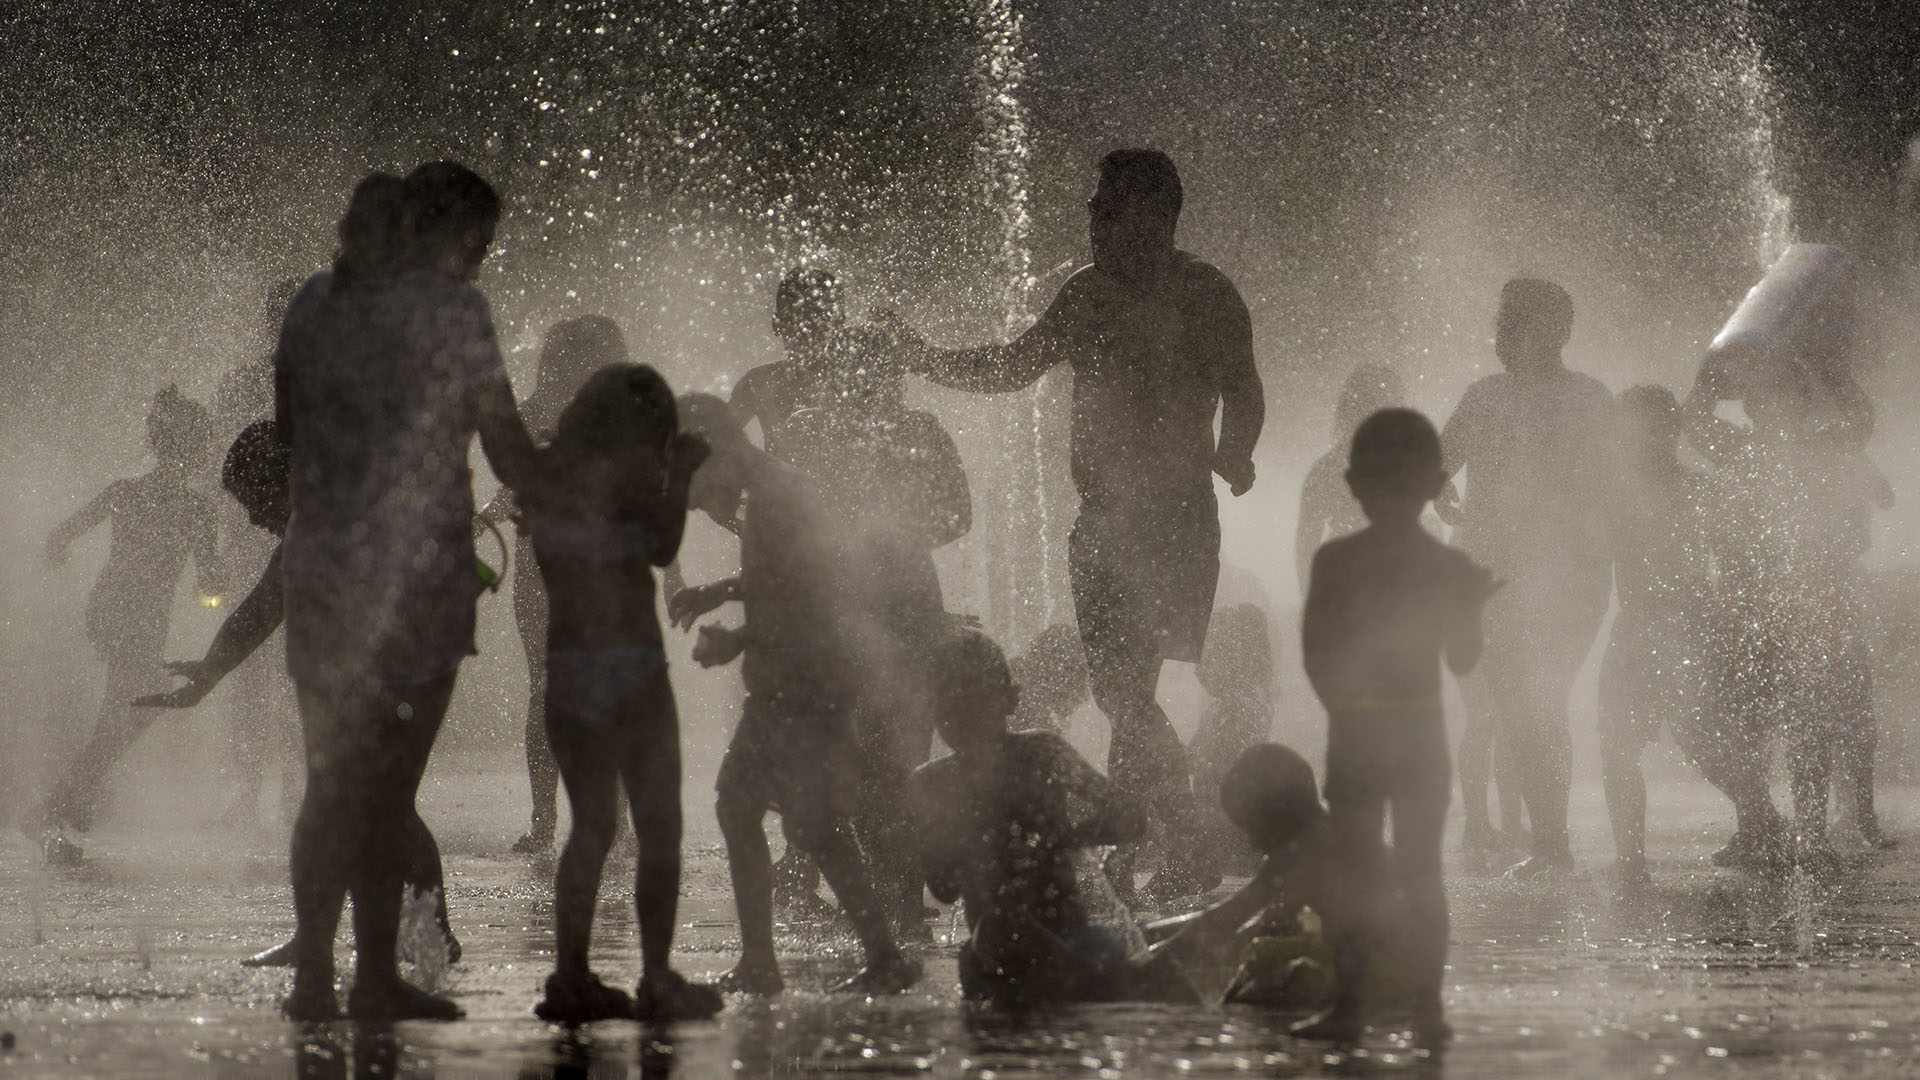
[1598,387,1717,886]
[909,629,1170,1007]
[274,164,539,1021]
[1439,279,1611,877]
[521,366,722,1023]
[1189,603,1277,875]
[136,420,461,968]
[484,315,629,856]
[670,394,920,996]
[1298,408,1495,1049]
[1823,441,1896,848]
[910,148,1264,902]
[1684,367,1869,872]
[36,385,223,861]
[730,267,844,455]
[1295,364,1403,591]
[783,324,972,934]
[1007,623,1091,734]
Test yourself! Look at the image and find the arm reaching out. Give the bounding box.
[136,546,287,708]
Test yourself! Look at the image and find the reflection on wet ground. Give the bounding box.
[5,776,1920,1077]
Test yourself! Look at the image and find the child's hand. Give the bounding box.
[133,661,212,708]
[668,431,711,476]
[692,623,746,668]
[668,581,728,631]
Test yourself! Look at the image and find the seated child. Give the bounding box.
[138,420,460,969]
[910,629,1191,1008]
[522,364,723,1023]
[670,393,919,996]
[1297,407,1495,1050]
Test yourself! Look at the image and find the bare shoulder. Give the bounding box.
[1173,253,1248,312]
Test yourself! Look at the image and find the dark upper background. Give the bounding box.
[4,0,1919,448]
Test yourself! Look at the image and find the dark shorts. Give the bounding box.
[1069,506,1220,666]
[546,646,670,736]
[716,691,858,823]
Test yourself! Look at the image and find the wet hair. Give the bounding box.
[1333,362,1406,441]
[332,173,409,292]
[1098,148,1183,221]
[147,385,213,469]
[773,267,844,341]
[222,419,291,524]
[1220,743,1325,844]
[404,161,502,251]
[530,316,629,432]
[1347,407,1443,499]
[550,363,677,462]
[1499,277,1574,348]
[930,628,1017,744]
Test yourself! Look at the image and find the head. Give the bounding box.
[1346,407,1446,522]
[332,172,409,291]
[1333,362,1406,442]
[1494,277,1574,374]
[678,392,753,524]
[222,419,292,534]
[929,628,1020,756]
[404,161,501,282]
[532,316,629,430]
[549,363,677,472]
[147,385,213,472]
[1615,385,1681,472]
[772,267,845,355]
[1196,603,1274,700]
[1089,149,1182,276]
[1220,743,1326,853]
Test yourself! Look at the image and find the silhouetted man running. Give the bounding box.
[910,148,1264,900]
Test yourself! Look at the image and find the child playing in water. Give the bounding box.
[1294,364,1404,592]
[1296,407,1496,1049]
[138,420,461,970]
[909,629,1177,1008]
[522,365,723,1022]
[670,393,919,996]
[37,385,223,861]
[1598,387,1717,886]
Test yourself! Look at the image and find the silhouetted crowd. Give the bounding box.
[27,149,1891,1051]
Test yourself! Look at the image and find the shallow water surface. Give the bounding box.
[6,777,1920,1077]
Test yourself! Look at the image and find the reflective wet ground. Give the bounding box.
[6,775,1920,1078]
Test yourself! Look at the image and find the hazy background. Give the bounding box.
[5,0,1920,830]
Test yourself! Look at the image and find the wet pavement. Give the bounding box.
[6,771,1920,1078]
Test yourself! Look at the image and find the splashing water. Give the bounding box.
[1722,0,1794,267]
[398,887,451,995]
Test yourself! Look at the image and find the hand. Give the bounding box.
[1212,453,1255,497]
[948,612,983,631]
[668,431,711,476]
[692,623,746,668]
[668,581,728,631]
[869,307,926,351]
[133,662,212,708]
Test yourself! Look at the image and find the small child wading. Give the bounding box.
[1297,408,1496,1050]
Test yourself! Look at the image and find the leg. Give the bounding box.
[624,681,723,1020]
[1296,789,1387,1044]
[342,674,462,1021]
[1456,672,1498,848]
[784,787,919,994]
[515,591,558,851]
[1598,723,1647,877]
[1390,767,1454,1048]
[534,692,631,1022]
[399,809,458,959]
[285,678,357,1019]
[715,743,782,993]
[42,653,168,836]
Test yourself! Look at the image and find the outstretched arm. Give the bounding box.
[45,483,118,567]
[1153,857,1289,962]
[475,374,541,494]
[136,546,286,708]
[912,283,1078,393]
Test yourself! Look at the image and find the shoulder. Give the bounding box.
[1310,532,1363,573]
[1303,450,1342,488]
[1173,253,1248,311]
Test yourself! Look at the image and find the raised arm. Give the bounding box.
[475,373,541,495]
